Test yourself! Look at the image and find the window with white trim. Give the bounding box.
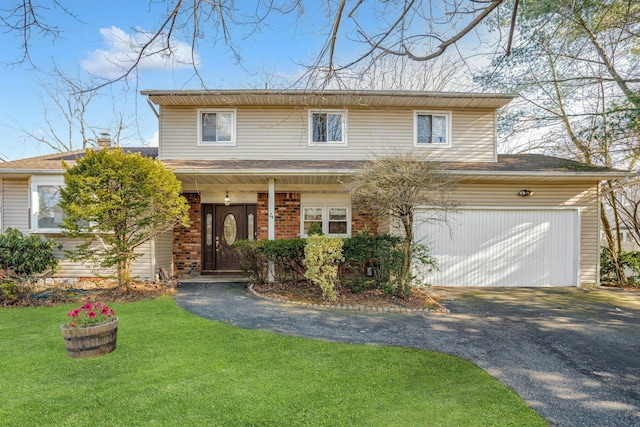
[301,206,350,236]
[198,109,236,146]
[309,110,347,145]
[414,111,451,146]
[30,176,66,232]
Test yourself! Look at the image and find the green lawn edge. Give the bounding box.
[0,297,546,426]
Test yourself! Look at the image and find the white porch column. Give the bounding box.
[268,179,275,240]
[268,179,275,281]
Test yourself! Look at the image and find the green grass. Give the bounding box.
[0,297,545,426]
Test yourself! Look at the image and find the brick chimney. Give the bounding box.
[97,132,111,148]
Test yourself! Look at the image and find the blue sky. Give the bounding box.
[0,1,488,161]
[0,1,322,161]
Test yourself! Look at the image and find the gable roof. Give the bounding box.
[142,89,517,109]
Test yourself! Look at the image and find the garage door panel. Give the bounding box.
[415,209,578,287]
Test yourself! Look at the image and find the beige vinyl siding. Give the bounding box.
[447,181,600,286]
[131,240,153,279]
[52,237,107,278]
[51,237,156,280]
[154,231,174,277]
[1,179,29,233]
[159,106,496,162]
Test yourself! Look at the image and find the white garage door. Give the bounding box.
[415,209,579,287]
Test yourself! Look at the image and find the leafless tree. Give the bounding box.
[348,150,458,296]
[17,67,129,152]
[2,1,512,90]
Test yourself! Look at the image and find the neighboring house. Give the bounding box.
[0,90,630,286]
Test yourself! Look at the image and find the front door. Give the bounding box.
[202,204,256,273]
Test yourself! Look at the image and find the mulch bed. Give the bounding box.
[252,281,447,312]
[3,276,447,312]
[1,279,177,307]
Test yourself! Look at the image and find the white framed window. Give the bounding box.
[309,110,347,145]
[197,109,236,146]
[30,176,66,233]
[301,206,350,237]
[414,110,451,146]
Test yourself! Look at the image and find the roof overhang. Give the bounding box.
[167,160,632,187]
[1,154,632,185]
[141,89,518,109]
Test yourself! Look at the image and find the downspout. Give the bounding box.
[146,97,159,119]
[145,96,161,158]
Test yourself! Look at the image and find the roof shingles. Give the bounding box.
[0,148,627,177]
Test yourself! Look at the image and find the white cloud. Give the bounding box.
[147,130,159,147]
[81,26,200,79]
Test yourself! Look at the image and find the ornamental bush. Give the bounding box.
[234,239,306,285]
[0,228,60,279]
[341,232,404,293]
[259,239,306,285]
[304,235,344,301]
[600,248,640,287]
[233,240,269,285]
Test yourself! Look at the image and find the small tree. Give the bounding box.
[59,148,190,288]
[349,151,457,296]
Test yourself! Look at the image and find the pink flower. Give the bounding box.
[65,302,116,328]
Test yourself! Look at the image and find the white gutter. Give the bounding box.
[171,168,631,179]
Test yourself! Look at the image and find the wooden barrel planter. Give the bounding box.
[61,318,118,358]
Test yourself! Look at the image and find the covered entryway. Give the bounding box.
[202,204,256,273]
[415,209,579,287]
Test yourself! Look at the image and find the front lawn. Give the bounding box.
[0,297,545,426]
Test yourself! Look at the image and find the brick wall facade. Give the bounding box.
[257,192,301,240]
[255,192,379,240]
[171,192,380,276]
[351,208,379,235]
[173,193,201,276]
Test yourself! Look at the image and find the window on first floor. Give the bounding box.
[414,110,451,146]
[30,176,66,232]
[309,110,347,145]
[302,206,350,237]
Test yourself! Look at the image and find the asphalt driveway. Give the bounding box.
[175,282,640,427]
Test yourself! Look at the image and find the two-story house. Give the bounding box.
[0,90,628,286]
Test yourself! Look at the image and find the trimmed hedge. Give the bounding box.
[234,232,433,298]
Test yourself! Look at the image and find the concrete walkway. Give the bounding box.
[175,281,640,427]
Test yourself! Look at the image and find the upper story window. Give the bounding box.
[309,110,347,145]
[198,109,236,146]
[301,206,350,237]
[30,176,65,233]
[414,111,451,146]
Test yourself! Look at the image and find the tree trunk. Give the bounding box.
[117,256,133,290]
[399,214,414,297]
[600,200,629,286]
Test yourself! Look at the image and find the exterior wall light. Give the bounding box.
[519,189,534,197]
[224,191,231,206]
